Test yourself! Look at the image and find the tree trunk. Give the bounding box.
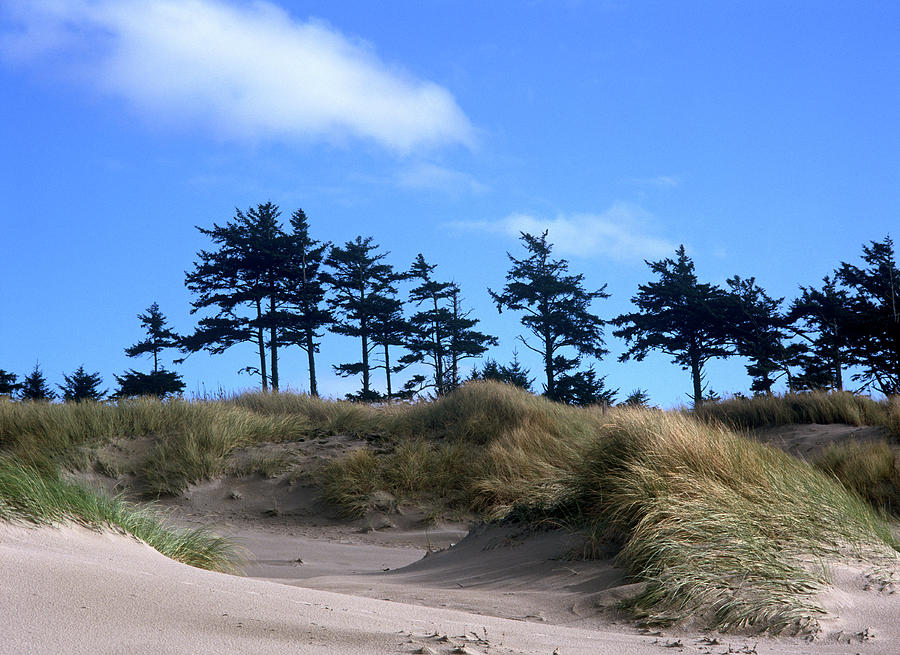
[432,295,444,395]
[361,322,370,396]
[690,357,702,407]
[384,343,392,401]
[256,299,268,392]
[306,328,318,397]
[269,296,279,392]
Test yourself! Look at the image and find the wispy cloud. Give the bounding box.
[395,162,488,194]
[0,0,474,152]
[451,202,676,261]
[624,175,681,189]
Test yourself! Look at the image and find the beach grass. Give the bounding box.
[0,454,241,572]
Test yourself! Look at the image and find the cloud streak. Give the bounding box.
[0,0,474,152]
[452,203,676,261]
[395,162,488,194]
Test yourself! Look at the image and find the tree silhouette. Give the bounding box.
[20,363,55,401]
[59,365,106,402]
[837,236,900,395]
[471,352,533,391]
[788,276,853,391]
[183,202,296,391]
[489,231,609,403]
[405,255,497,395]
[0,370,20,398]
[724,276,796,394]
[124,302,180,373]
[323,236,398,401]
[114,370,186,400]
[282,209,331,397]
[119,301,185,398]
[613,245,732,407]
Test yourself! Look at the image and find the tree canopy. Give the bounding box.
[613,245,732,406]
[489,231,609,404]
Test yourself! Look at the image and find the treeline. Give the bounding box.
[2,202,899,406]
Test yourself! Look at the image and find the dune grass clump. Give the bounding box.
[693,391,890,432]
[565,409,897,632]
[320,381,605,516]
[815,440,900,516]
[0,397,310,494]
[0,455,241,572]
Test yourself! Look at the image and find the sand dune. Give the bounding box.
[2,421,898,654]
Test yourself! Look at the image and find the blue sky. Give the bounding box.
[2,1,899,406]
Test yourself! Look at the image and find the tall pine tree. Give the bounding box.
[323,236,399,401]
[837,236,900,395]
[183,202,296,391]
[489,232,608,403]
[282,209,331,397]
[613,245,732,407]
[404,254,496,395]
[117,302,185,399]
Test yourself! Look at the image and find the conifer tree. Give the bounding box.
[613,245,732,407]
[470,352,533,390]
[118,301,185,399]
[404,255,496,395]
[183,202,296,391]
[0,370,20,398]
[282,209,331,397]
[445,286,497,391]
[59,365,106,402]
[323,236,399,401]
[124,302,180,373]
[724,276,796,394]
[20,363,55,401]
[788,276,852,391]
[837,236,900,395]
[489,231,608,403]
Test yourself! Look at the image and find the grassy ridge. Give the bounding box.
[692,391,894,432]
[0,455,241,572]
[2,384,898,632]
[565,409,895,631]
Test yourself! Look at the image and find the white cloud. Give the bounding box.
[0,0,474,152]
[452,202,676,261]
[395,162,488,194]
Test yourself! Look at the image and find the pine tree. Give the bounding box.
[282,209,331,397]
[787,275,853,391]
[183,202,296,391]
[119,301,185,398]
[323,236,398,401]
[404,255,496,395]
[836,236,900,395]
[489,231,608,402]
[724,276,794,394]
[0,370,20,398]
[59,365,106,402]
[124,302,180,373]
[613,245,732,407]
[445,285,497,391]
[471,352,534,390]
[20,363,55,401]
[114,370,186,399]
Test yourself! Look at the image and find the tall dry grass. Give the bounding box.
[693,391,891,432]
[564,409,896,632]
